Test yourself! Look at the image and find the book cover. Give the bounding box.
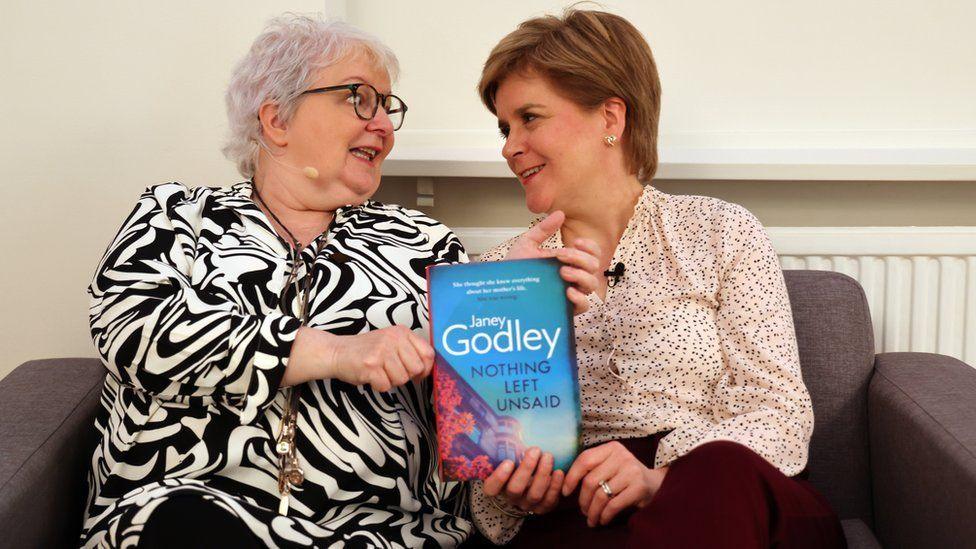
[427,257,581,481]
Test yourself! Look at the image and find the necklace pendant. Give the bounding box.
[287,467,305,486]
[276,440,291,455]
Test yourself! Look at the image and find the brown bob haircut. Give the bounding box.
[479,8,662,181]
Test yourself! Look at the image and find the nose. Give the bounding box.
[366,108,394,136]
[501,129,524,162]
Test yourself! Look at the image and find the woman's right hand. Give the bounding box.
[482,447,564,516]
[284,325,435,390]
[503,211,601,316]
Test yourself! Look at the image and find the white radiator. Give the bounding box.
[455,227,976,365]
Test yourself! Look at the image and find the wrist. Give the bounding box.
[284,327,339,386]
[319,331,341,380]
[486,493,530,519]
[640,465,668,505]
[310,329,343,381]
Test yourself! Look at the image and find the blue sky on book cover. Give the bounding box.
[429,258,581,476]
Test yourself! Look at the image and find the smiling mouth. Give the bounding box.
[350,147,378,163]
[519,164,545,180]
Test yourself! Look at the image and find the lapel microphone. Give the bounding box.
[264,149,320,180]
[604,262,625,287]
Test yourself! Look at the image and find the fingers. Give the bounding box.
[367,368,392,392]
[409,331,436,376]
[598,483,642,526]
[584,468,621,527]
[556,240,601,314]
[383,327,437,390]
[578,459,617,516]
[524,452,554,508]
[355,343,392,391]
[382,348,410,390]
[560,265,598,294]
[401,332,434,380]
[397,337,422,380]
[484,450,562,514]
[535,469,564,514]
[504,211,571,261]
[556,245,601,275]
[562,444,612,496]
[376,327,415,391]
[339,327,434,391]
[571,238,601,262]
[505,447,542,501]
[523,211,565,246]
[482,460,515,497]
[567,286,590,315]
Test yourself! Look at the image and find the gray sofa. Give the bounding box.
[1,270,974,548]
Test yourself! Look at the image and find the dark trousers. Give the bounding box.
[477,434,846,548]
[139,494,261,548]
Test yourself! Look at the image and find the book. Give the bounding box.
[426,257,581,481]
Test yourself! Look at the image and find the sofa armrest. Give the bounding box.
[0,358,105,548]
[869,352,976,549]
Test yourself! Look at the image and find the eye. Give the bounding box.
[498,125,510,139]
[522,113,538,123]
[345,92,363,106]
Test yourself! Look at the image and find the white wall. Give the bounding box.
[0,1,324,379]
[348,0,976,150]
[1,1,973,380]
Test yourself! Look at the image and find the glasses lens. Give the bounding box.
[353,85,378,121]
[385,95,406,131]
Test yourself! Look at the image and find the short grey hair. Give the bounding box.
[222,13,400,179]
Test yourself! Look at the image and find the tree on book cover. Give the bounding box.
[426,258,581,481]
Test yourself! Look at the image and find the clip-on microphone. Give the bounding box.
[604,262,625,287]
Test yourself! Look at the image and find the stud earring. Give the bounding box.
[604,135,617,147]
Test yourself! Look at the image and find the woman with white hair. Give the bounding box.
[81,14,599,548]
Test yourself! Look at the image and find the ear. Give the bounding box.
[258,101,289,148]
[599,97,627,140]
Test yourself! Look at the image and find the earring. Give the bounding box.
[604,135,617,147]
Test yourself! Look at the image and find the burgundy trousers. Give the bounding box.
[477,434,846,548]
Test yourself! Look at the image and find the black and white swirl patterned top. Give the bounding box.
[82,181,471,548]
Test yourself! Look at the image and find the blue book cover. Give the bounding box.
[426,258,581,481]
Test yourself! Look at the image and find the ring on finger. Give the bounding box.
[598,479,614,499]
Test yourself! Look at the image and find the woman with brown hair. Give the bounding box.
[466,8,846,548]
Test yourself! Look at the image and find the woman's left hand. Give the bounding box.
[561,441,669,527]
[504,210,601,315]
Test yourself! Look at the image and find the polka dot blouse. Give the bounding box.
[470,185,814,544]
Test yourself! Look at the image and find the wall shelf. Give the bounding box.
[384,145,976,181]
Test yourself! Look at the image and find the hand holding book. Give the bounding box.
[284,325,434,392]
[481,440,671,525]
[502,210,601,315]
[482,446,564,516]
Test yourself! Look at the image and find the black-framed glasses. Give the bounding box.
[301,83,407,131]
